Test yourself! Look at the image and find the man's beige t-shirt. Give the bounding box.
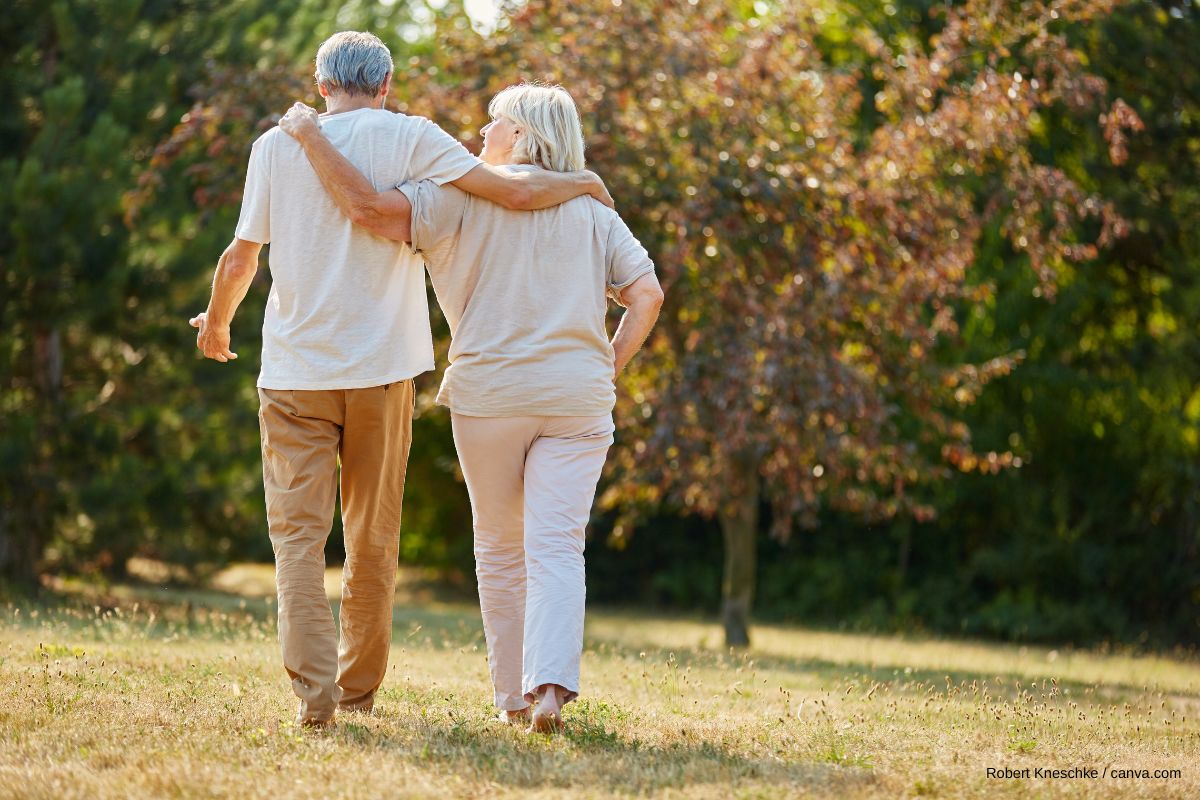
[399,165,655,417]
[235,109,481,390]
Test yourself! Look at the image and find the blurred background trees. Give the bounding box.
[2,0,1196,648]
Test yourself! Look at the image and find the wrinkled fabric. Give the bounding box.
[259,381,414,722]
[399,170,655,418]
[452,413,613,710]
[238,111,480,390]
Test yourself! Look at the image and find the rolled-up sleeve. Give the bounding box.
[605,211,655,293]
[397,179,469,257]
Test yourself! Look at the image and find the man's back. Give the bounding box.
[235,109,479,390]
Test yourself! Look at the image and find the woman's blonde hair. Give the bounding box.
[488,83,585,172]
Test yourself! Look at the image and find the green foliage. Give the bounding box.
[916,0,1200,644]
[3,0,1196,647]
[0,0,421,581]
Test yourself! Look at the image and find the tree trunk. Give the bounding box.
[0,327,65,587]
[33,327,63,401]
[896,519,912,586]
[0,507,41,591]
[719,466,760,649]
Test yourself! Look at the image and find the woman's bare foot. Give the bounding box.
[493,707,531,726]
[529,684,567,734]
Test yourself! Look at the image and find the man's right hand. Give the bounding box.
[190,312,238,363]
[279,102,322,142]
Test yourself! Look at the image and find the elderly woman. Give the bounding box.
[279,84,663,732]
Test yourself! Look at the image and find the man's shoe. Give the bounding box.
[299,715,336,730]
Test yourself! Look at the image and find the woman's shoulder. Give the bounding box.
[586,199,635,239]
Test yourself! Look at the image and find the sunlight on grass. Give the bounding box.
[0,576,1197,799]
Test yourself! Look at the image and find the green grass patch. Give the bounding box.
[0,579,1197,798]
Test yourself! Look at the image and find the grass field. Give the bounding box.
[1,565,1197,799]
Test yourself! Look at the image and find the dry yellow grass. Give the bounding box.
[1,565,1197,799]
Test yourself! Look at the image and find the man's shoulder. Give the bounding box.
[326,111,450,156]
[250,125,312,166]
[396,111,437,129]
[251,125,283,150]
[338,109,435,133]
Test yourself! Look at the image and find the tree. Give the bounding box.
[441,0,1135,647]
[911,0,1200,643]
[0,0,422,586]
[143,0,1139,646]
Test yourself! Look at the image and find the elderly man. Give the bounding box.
[190,31,610,728]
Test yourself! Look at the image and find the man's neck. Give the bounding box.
[323,94,382,116]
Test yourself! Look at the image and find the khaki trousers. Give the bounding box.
[258,382,414,723]
[451,413,614,711]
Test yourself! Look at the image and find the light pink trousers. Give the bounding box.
[451,413,614,710]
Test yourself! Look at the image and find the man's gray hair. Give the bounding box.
[314,31,393,97]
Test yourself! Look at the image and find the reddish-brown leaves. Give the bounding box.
[135,0,1137,540]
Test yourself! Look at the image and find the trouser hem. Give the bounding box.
[523,679,580,707]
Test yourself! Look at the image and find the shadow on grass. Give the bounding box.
[14,582,1197,705]
[5,578,484,646]
[329,685,870,794]
[582,632,1200,705]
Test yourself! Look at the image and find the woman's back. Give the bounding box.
[399,165,654,418]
